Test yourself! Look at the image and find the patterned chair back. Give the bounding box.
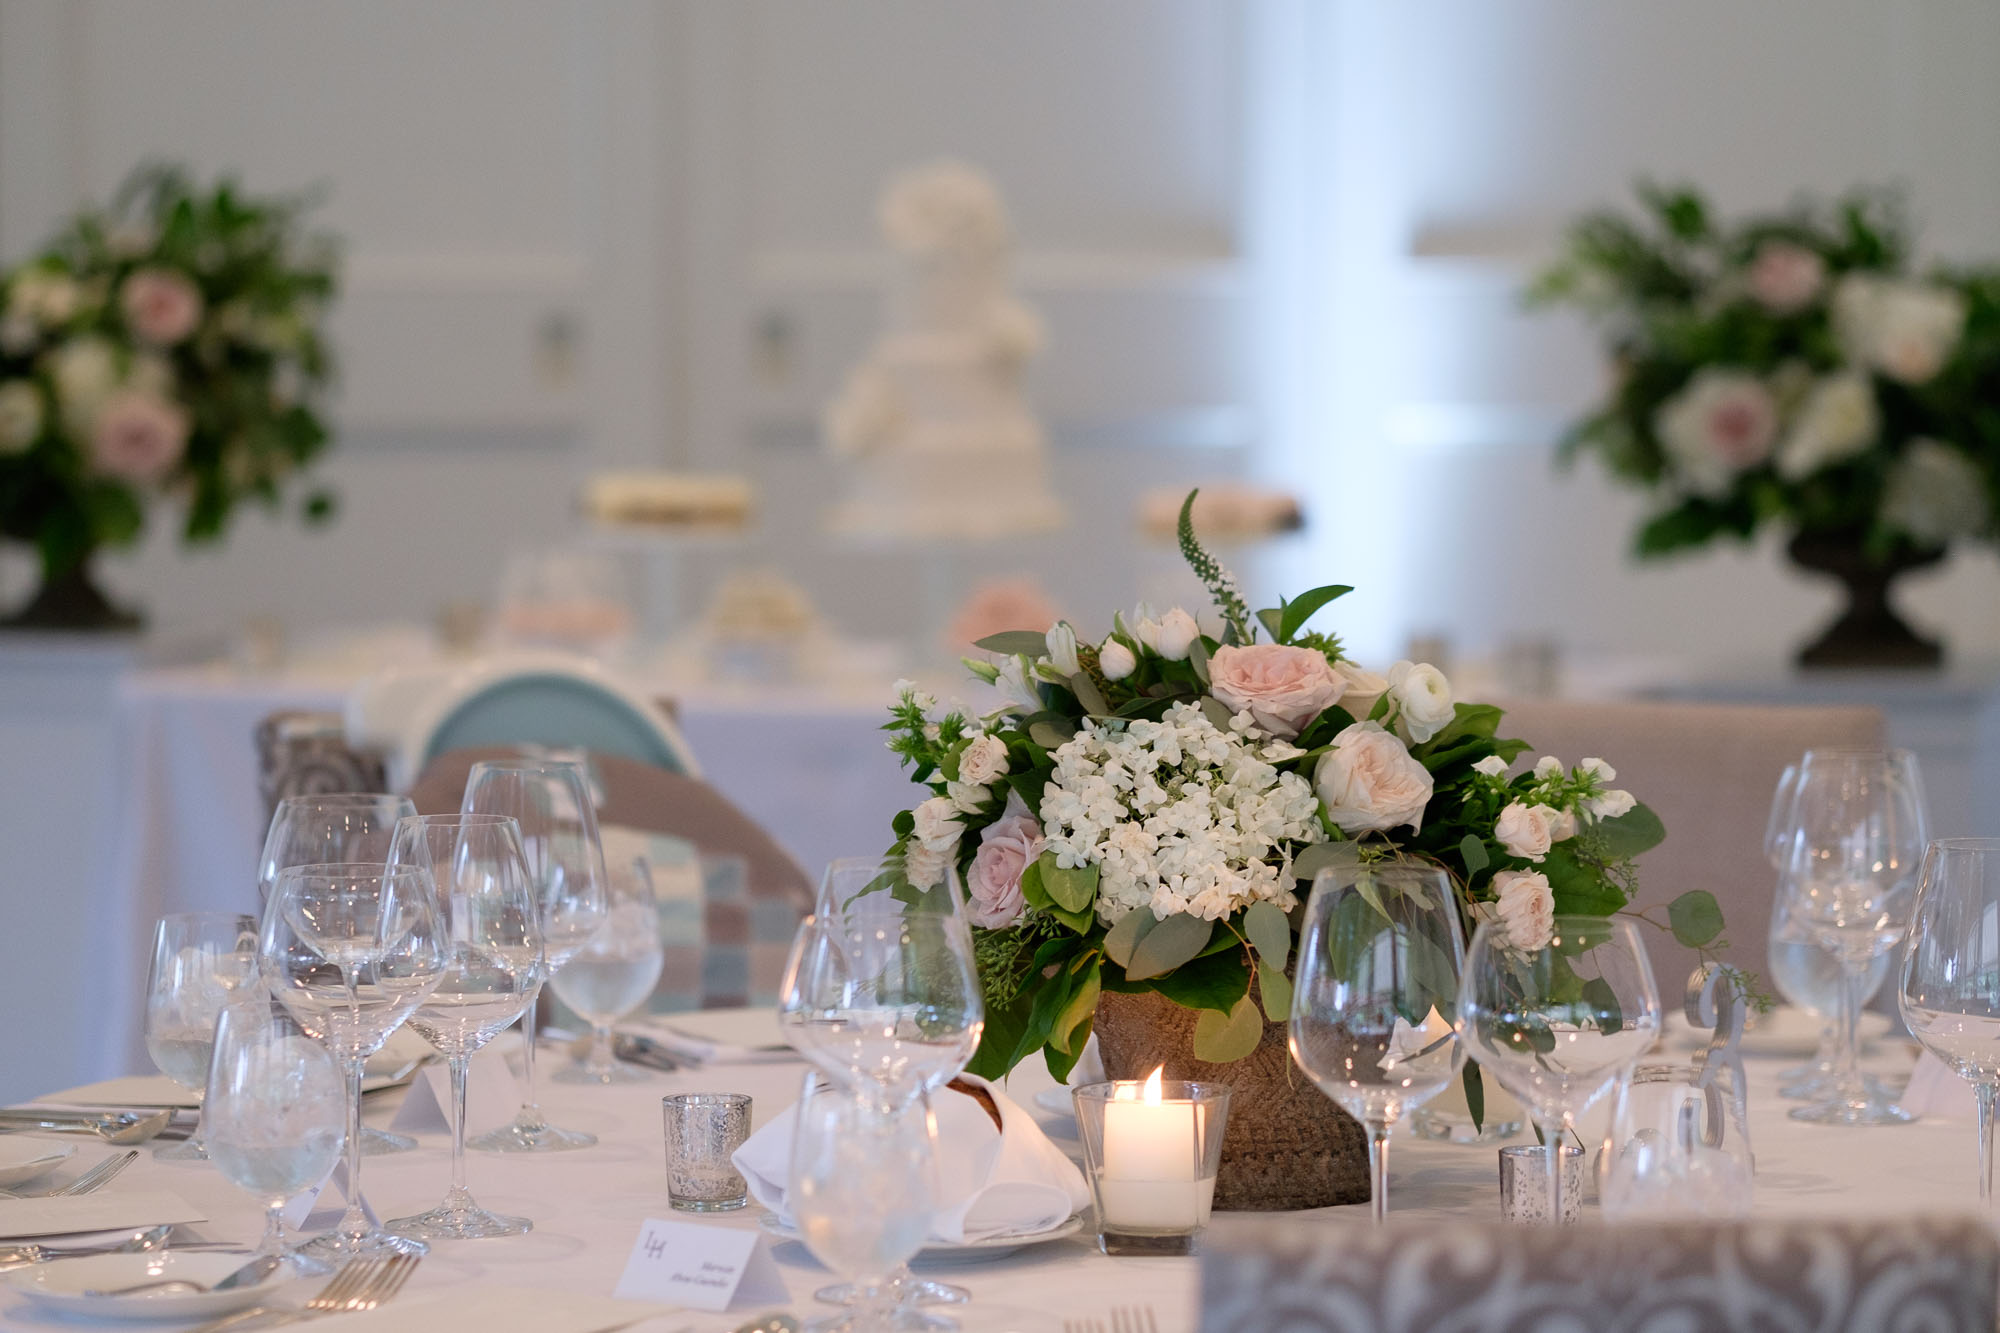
[254,710,390,828]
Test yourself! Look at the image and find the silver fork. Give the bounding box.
[1110,1307,1160,1333]
[0,1149,139,1200]
[183,1254,421,1333]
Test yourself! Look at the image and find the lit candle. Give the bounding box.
[1094,1067,1216,1232]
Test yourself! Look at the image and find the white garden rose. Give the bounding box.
[1333,660,1388,723]
[1494,802,1561,862]
[1492,870,1555,952]
[1099,638,1137,680]
[1472,755,1510,778]
[1046,621,1081,676]
[1653,368,1778,496]
[1314,721,1434,835]
[1386,660,1454,744]
[958,733,1010,786]
[903,839,948,891]
[1777,372,1878,481]
[1548,807,1579,841]
[1834,274,1966,385]
[1883,439,1990,545]
[0,380,44,454]
[1155,608,1200,660]
[912,795,964,852]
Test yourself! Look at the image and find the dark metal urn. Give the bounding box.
[1,558,141,632]
[1788,532,1943,670]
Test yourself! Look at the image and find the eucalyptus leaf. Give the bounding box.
[1458,834,1490,878]
[1103,909,1155,969]
[1242,900,1291,966]
[1193,994,1265,1062]
[1188,636,1212,686]
[1028,720,1076,749]
[1257,966,1294,1023]
[1292,840,1363,883]
[1592,802,1668,860]
[1668,889,1725,948]
[974,630,1055,657]
[1199,697,1237,732]
[1124,912,1215,981]
[1129,950,1252,1013]
[1039,855,1100,914]
[1070,672,1110,717]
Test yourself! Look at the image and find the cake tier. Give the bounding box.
[827,419,1067,542]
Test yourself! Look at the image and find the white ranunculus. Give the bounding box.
[912,795,964,852]
[1588,788,1637,820]
[1491,870,1555,952]
[1653,368,1779,496]
[903,839,948,891]
[1494,802,1560,862]
[1386,660,1455,744]
[0,380,44,454]
[1883,439,1990,546]
[1314,721,1435,835]
[1100,638,1137,680]
[1835,274,1967,386]
[1155,608,1199,660]
[1046,621,1081,676]
[1533,755,1564,780]
[1776,372,1879,481]
[1472,754,1510,779]
[1333,660,1388,723]
[958,733,1010,786]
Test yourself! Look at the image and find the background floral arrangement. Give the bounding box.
[882,493,1726,1084]
[1530,183,2000,561]
[0,165,338,590]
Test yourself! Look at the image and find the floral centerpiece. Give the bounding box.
[0,166,338,628]
[881,492,1726,1208]
[1530,183,2000,667]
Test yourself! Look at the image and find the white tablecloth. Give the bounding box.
[0,1021,1983,1332]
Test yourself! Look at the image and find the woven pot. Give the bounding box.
[1092,988,1370,1210]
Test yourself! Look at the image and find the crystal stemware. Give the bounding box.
[1290,862,1466,1224]
[260,862,446,1258]
[1458,914,1663,1224]
[460,759,608,1152]
[144,912,259,1161]
[1901,838,2000,1201]
[552,856,663,1085]
[204,993,346,1275]
[385,814,544,1238]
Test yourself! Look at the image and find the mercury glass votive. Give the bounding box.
[1073,1076,1230,1256]
[662,1093,752,1212]
[1499,1144,1585,1224]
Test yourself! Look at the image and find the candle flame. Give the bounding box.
[1143,1065,1165,1104]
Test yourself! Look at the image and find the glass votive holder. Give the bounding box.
[1499,1144,1585,1224]
[1599,1062,1754,1220]
[1072,1079,1231,1256]
[663,1093,752,1212]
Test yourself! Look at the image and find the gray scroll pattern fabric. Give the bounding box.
[1199,1215,1997,1333]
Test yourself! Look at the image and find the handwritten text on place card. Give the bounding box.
[611,1217,788,1313]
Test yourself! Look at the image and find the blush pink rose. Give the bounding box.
[1207,643,1342,738]
[1747,241,1825,314]
[89,389,188,484]
[967,812,1043,929]
[119,268,203,345]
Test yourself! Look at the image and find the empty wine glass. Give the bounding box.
[553,856,664,1084]
[1290,862,1466,1224]
[385,814,544,1238]
[257,792,421,1157]
[1901,838,2000,1202]
[1458,915,1662,1225]
[1777,749,1926,1125]
[461,759,608,1152]
[260,863,446,1258]
[144,912,259,1161]
[789,1076,939,1333]
[204,993,346,1275]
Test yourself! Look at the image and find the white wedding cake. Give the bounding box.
[824,161,1066,541]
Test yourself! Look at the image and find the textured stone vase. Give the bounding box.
[1092,988,1370,1211]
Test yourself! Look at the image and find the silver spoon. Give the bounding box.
[0,1108,174,1145]
[84,1252,287,1299]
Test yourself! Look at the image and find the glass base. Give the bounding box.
[280,1245,335,1278]
[153,1138,205,1162]
[805,1311,946,1333]
[468,1117,597,1153]
[1780,1070,1899,1103]
[1410,1106,1523,1144]
[359,1126,418,1156]
[1096,1230,1198,1257]
[670,1195,748,1213]
[300,1227,430,1259]
[387,1203,533,1240]
[1789,1091,1915,1125]
[816,1278,969,1308]
[551,1061,651,1086]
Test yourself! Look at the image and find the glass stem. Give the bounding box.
[259,1199,287,1260]
[590,1021,614,1076]
[340,1056,368,1240]
[1831,962,1865,1106]
[1544,1117,1565,1225]
[1979,1082,1997,1206]
[1366,1119,1391,1226]
[446,1054,473,1212]
[516,994,545,1130]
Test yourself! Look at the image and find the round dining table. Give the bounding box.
[0,1012,1975,1333]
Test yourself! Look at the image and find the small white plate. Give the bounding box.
[0,1140,74,1189]
[6,1251,294,1321]
[759,1212,1084,1262]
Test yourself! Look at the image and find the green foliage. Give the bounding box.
[1192,994,1264,1062]
[1177,489,1253,643]
[1668,889,1726,948]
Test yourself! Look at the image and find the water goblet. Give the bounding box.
[260,862,446,1258]
[461,759,608,1152]
[203,994,346,1275]
[1901,838,2000,1202]
[386,814,545,1238]
[1290,862,1466,1224]
[552,856,664,1084]
[1458,915,1662,1224]
[144,912,259,1161]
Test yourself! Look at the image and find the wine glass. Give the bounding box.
[1766,751,1922,1100]
[1901,838,2000,1202]
[552,856,664,1084]
[789,1076,939,1333]
[144,912,259,1161]
[257,792,421,1157]
[385,814,545,1238]
[1777,749,1927,1125]
[461,759,608,1152]
[204,993,346,1275]
[1290,862,1466,1224]
[1458,915,1662,1225]
[260,863,446,1258]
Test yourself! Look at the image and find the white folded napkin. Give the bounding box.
[733,1075,1088,1244]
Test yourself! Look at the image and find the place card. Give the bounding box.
[389,1049,521,1137]
[1900,1049,1975,1121]
[612,1216,789,1313]
[0,1188,204,1240]
[283,1155,378,1233]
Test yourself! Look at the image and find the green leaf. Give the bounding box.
[1458,834,1491,878]
[1038,854,1100,914]
[1580,976,1625,1037]
[1462,1062,1485,1131]
[1292,840,1362,884]
[1199,697,1237,732]
[974,630,1053,657]
[1591,802,1667,860]
[1668,889,1725,949]
[1028,719,1076,749]
[1124,913,1215,981]
[1193,994,1265,1062]
[966,993,1033,1080]
[1069,672,1110,717]
[1257,965,1294,1023]
[1188,635,1211,686]
[1256,607,1285,643]
[1019,860,1094,933]
[1418,702,1504,752]
[1135,949,1252,1013]
[1242,901,1291,966]
[1541,844,1629,915]
[1278,585,1352,642]
[1103,909,1154,969]
[1051,960,1101,1054]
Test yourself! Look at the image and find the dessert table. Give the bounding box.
[0,1012,1979,1333]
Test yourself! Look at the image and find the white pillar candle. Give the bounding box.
[1095,1068,1214,1232]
